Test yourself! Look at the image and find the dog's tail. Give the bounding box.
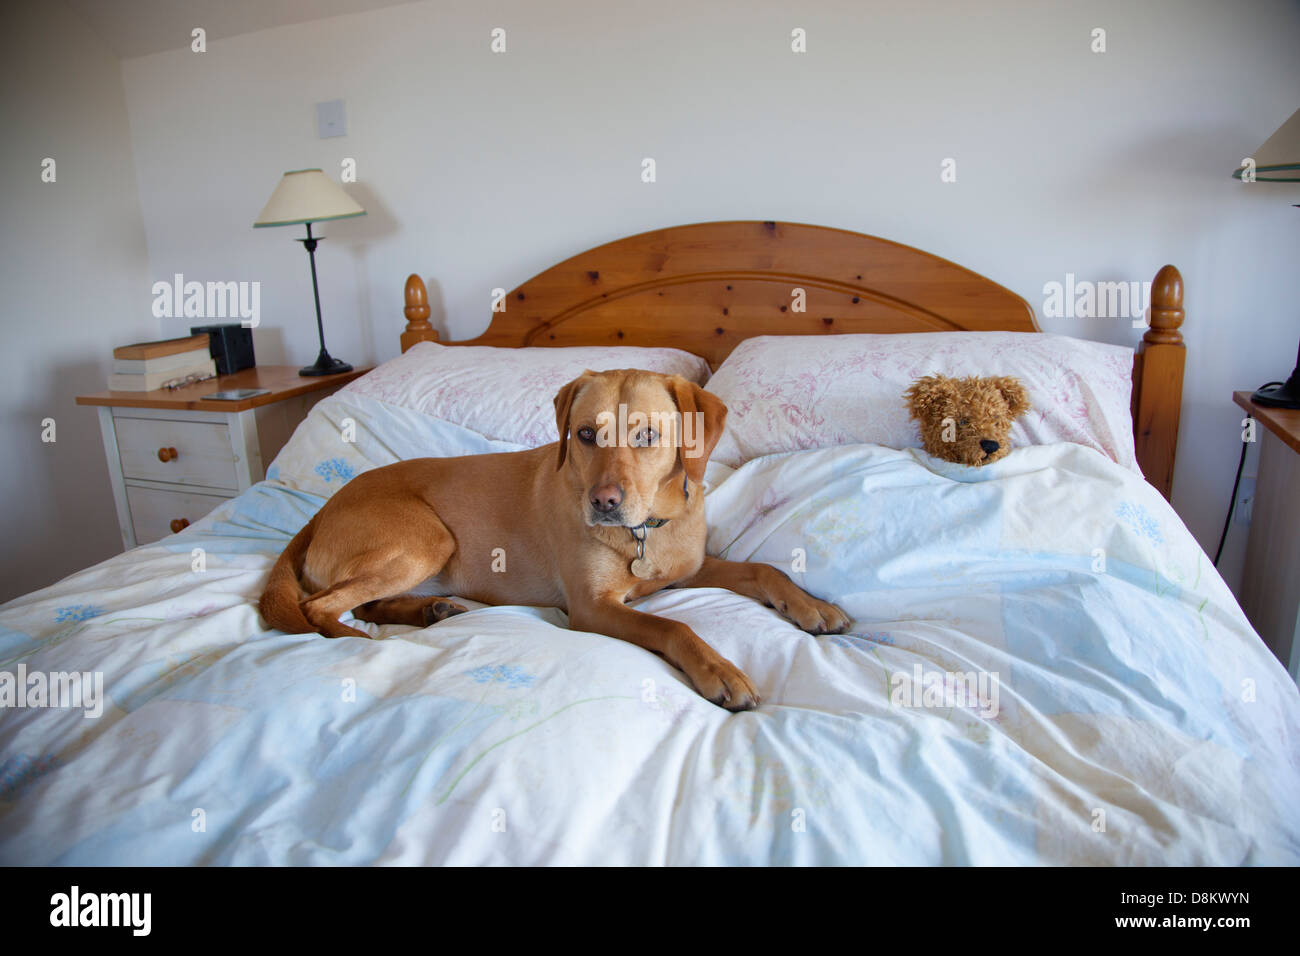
[258,515,319,634]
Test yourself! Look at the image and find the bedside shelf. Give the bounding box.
[79,365,368,549]
[1232,390,1300,683]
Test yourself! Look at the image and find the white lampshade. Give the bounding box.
[253,168,366,227]
[1233,109,1300,182]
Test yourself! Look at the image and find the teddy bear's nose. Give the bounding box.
[979,439,1000,454]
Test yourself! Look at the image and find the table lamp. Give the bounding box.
[1233,109,1300,408]
[254,168,366,376]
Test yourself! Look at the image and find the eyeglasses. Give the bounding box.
[161,372,218,391]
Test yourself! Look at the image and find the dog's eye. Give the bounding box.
[577,426,596,444]
[632,428,659,448]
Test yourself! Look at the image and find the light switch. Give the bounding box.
[316,99,346,139]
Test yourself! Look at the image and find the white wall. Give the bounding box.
[12,0,1300,598]
[0,1,153,601]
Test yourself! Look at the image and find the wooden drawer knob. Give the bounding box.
[157,446,179,462]
[170,518,190,533]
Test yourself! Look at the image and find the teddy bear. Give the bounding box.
[904,374,1031,466]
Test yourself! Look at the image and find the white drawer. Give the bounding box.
[115,416,237,490]
[126,484,229,545]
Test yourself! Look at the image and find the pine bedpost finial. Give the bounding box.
[1146,264,1184,346]
[1134,263,1186,502]
[400,274,437,352]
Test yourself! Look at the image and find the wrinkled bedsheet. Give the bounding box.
[2,393,1296,864]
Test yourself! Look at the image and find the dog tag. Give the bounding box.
[630,557,658,579]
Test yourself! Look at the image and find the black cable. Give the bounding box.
[1213,383,1282,566]
[1214,434,1248,567]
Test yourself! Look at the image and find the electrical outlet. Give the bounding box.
[1236,475,1257,525]
[316,99,346,139]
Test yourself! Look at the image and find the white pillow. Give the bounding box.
[705,332,1139,471]
[343,342,713,447]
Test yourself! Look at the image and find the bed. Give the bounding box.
[2,221,1296,865]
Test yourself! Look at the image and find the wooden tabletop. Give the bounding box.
[77,365,371,412]
[1234,390,1300,456]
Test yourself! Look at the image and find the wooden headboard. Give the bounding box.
[400,220,1185,498]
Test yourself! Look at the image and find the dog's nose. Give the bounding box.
[589,484,624,513]
[979,439,1000,455]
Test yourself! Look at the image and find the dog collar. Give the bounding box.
[627,473,689,559]
[628,522,655,561]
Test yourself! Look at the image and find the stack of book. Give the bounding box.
[110,334,217,391]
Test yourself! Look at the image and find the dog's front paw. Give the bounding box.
[772,591,852,635]
[759,568,851,635]
[686,656,760,712]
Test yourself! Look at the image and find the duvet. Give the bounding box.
[1,391,1297,865]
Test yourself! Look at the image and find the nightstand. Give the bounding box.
[78,365,368,549]
[1232,391,1300,682]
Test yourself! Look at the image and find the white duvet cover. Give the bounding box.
[1,392,1297,864]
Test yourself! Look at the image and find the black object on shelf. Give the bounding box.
[1251,337,1300,409]
[191,323,255,376]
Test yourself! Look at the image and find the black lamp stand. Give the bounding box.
[296,221,352,377]
[1251,336,1300,408]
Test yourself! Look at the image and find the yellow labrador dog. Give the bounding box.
[260,368,850,710]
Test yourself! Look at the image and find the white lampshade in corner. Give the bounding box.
[254,168,366,227]
[1232,109,1300,182]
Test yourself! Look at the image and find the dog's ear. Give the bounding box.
[992,376,1031,417]
[670,376,728,485]
[904,375,955,421]
[553,371,595,470]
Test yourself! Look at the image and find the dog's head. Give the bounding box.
[904,374,1030,466]
[553,368,727,528]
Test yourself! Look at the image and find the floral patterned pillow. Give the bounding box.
[705,332,1140,471]
[342,342,713,447]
